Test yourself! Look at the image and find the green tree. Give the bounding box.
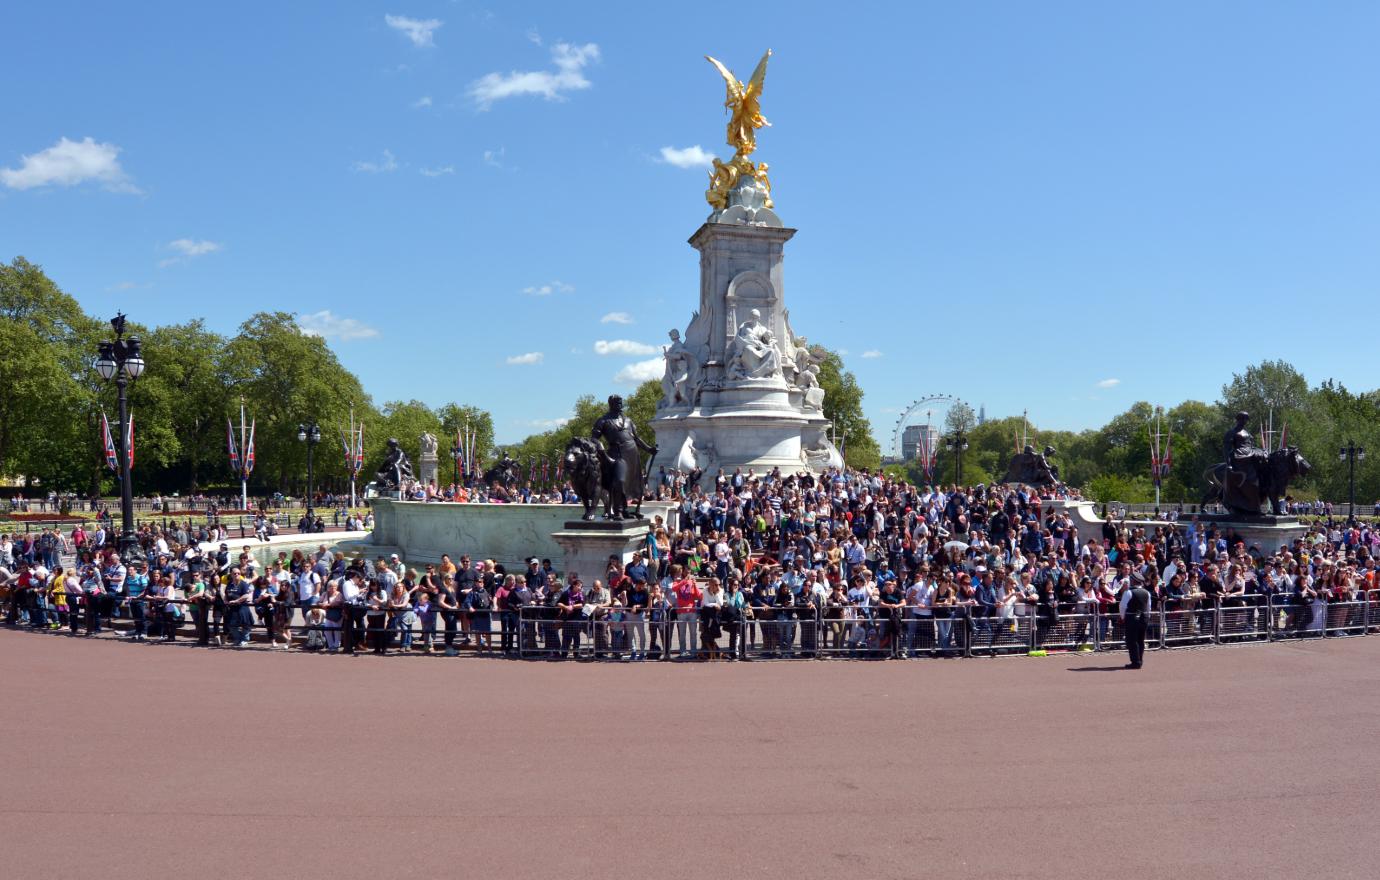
[817,350,881,469]
[226,312,373,495]
[0,257,105,491]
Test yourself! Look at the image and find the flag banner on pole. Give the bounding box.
[228,419,241,474]
[244,419,255,476]
[125,411,135,470]
[101,411,118,471]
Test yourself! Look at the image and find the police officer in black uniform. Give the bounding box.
[1119,578,1153,669]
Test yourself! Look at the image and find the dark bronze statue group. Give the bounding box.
[565,395,658,521]
[1201,411,1311,517]
[997,410,1308,519]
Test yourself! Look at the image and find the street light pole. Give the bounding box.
[945,431,969,486]
[93,313,145,562]
[1340,441,1366,519]
[298,422,321,528]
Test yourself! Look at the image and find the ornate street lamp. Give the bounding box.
[944,431,969,486]
[298,422,322,525]
[92,313,144,561]
[1339,441,1366,519]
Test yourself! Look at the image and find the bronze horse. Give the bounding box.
[1201,446,1311,516]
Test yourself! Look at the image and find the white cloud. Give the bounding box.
[352,149,398,173]
[168,238,221,257]
[525,416,571,429]
[522,280,574,295]
[658,145,715,169]
[482,147,505,168]
[526,30,543,46]
[614,357,665,385]
[107,281,147,291]
[468,42,600,109]
[506,351,544,365]
[861,350,883,359]
[158,238,222,268]
[411,96,432,109]
[297,310,380,341]
[836,348,849,356]
[420,165,454,177]
[600,311,633,325]
[594,339,657,356]
[385,14,442,48]
[0,136,139,193]
[1096,378,1121,388]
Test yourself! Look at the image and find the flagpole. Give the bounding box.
[349,404,357,509]
[240,397,248,511]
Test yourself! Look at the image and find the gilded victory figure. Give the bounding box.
[704,49,774,210]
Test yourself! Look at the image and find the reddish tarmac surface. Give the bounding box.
[3,630,1379,879]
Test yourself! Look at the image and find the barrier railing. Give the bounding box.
[1325,597,1368,637]
[1162,605,1211,647]
[1217,599,1269,643]
[741,610,822,660]
[9,588,1379,659]
[1269,594,1325,639]
[1040,611,1096,653]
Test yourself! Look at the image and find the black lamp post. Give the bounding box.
[944,431,969,486]
[1339,441,1365,519]
[92,313,145,562]
[450,443,463,494]
[297,422,321,525]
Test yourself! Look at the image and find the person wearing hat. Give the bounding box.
[1119,571,1153,669]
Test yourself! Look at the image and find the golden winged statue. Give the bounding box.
[706,49,771,156]
[703,49,774,211]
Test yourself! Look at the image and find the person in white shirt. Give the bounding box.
[902,570,934,658]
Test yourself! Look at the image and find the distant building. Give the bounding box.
[902,424,939,462]
[978,404,986,426]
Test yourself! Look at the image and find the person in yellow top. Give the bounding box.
[48,566,68,631]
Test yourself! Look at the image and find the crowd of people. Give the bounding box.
[3,466,1378,660]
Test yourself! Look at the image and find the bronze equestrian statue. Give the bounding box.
[1202,411,1311,515]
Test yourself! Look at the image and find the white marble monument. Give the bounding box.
[650,50,842,479]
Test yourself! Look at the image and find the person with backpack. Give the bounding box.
[466,576,492,652]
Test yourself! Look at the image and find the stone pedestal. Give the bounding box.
[550,519,652,582]
[363,499,673,570]
[418,453,438,487]
[1043,499,1308,553]
[1185,513,1308,553]
[651,197,842,481]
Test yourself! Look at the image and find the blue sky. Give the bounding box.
[3,1,1377,448]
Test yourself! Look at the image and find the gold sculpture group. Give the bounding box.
[704,49,774,211]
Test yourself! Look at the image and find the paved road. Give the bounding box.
[2,630,1377,879]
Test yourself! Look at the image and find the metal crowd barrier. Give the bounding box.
[741,611,821,660]
[11,589,1378,658]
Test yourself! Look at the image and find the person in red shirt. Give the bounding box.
[670,564,701,659]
